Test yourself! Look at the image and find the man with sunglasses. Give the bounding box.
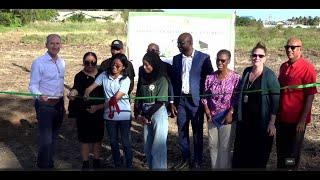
[100,40,135,95]
[277,37,317,170]
[169,33,213,169]
[29,34,65,169]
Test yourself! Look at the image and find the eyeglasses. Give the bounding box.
[84,61,97,66]
[150,49,160,54]
[216,58,227,63]
[284,45,301,51]
[251,54,265,58]
[177,41,188,46]
[112,64,123,69]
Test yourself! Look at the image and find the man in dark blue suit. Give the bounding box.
[170,32,213,169]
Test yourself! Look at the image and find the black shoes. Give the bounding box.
[82,159,101,170]
[82,160,90,169]
[191,162,202,169]
[93,159,101,169]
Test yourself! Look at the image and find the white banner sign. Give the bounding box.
[127,12,235,80]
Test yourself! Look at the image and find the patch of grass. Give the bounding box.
[0,25,18,33]
[19,21,126,45]
[236,26,320,51]
[20,33,125,45]
[21,21,125,33]
[6,21,320,51]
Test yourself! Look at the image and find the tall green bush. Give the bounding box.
[0,12,22,27]
[0,9,58,26]
[66,13,86,22]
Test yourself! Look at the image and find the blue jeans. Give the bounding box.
[143,104,168,170]
[105,120,133,168]
[35,99,64,168]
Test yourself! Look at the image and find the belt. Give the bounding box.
[143,102,155,106]
[41,98,63,105]
[181,93,191,96]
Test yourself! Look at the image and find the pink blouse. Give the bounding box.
[202,70,241,116]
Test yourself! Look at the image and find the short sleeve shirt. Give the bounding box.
[95,72,131,121]
[278,57,317,123]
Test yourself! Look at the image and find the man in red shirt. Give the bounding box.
[277,37,317,170]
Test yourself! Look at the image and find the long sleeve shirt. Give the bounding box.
[29,52,65,98]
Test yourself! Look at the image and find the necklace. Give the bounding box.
[82,69,98,79]
[243,71,261,103]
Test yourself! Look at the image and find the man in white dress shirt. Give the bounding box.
[169,33,213,169]
[29,34,65,169]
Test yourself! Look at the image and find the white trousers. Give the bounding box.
[208,122,236,169]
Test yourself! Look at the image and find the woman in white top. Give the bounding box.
[85,53,133,168]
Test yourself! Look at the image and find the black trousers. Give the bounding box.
[232,121,274,169]
[276,122,306,170]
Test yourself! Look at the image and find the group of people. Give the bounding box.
[28,33,317,170]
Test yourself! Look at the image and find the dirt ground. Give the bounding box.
[0,35,319,170]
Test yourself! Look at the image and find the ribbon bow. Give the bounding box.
[108,97,121,119]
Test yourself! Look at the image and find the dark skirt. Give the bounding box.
[232,121,274,168]
[76,111,104,143]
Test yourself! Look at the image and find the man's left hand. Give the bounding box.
[296,120,306,133]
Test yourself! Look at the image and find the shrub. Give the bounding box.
[0,9,58,26]
[12,9,58,24]
[66,13,86,22]
[0,12,22,27]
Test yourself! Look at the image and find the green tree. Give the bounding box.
[12,9,58,24]
[235,16,263,27]
[0,9,58,26]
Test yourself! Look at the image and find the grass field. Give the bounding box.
[0,21,319,170]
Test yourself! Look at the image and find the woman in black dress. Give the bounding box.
[232,42,280,168]
[68,52,105,169]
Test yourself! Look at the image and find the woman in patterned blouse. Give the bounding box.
[201,49,241,169]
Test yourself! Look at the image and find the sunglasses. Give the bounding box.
[251,54,265,58]
[84,61,97,66]
[216,58,227,63]
[284,45,301,51]
[150,49,160,54]
[177,41,188,46]
[111,47,121,51]
[112,64,123,69]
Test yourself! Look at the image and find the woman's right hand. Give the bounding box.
[83,88,90,100]
[267,123,276,136]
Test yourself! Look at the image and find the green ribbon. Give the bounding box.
[0,82,319,100]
